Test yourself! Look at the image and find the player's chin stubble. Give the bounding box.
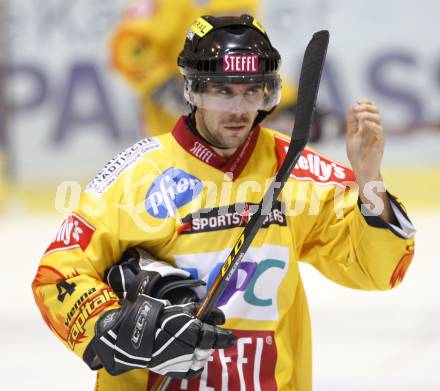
[200,111,254,149]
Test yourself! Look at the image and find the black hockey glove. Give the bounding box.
[90,295,236,378]
[106,247,204,304]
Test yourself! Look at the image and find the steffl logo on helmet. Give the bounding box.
[223,54,259,73]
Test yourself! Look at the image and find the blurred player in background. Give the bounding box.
[110,0,298,136]
[33,13,415,391]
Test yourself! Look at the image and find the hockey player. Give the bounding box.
[110,0,298,136]
[32,14,415,391]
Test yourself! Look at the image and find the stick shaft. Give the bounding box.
[152,29,329,391]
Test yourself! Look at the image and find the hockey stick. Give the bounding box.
[152,30,329,391]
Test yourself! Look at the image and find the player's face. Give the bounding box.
[194,83,262,151]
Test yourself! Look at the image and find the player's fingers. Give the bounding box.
[360,120,384,139]
[356,98,376,106]
[346,106,358,134]
[354,102,379,114]
[355,112,381,125]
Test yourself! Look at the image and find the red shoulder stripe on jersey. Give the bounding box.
[274,135,355,187]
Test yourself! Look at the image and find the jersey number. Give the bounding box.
[56,281,77,302]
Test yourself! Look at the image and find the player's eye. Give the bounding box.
[218,88,232,95]
[245,86,263,95]
[246,89,258,95]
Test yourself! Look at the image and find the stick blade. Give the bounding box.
[292,30,329,142]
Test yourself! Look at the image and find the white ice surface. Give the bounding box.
[0,212,438,390]
[301,211,440,390]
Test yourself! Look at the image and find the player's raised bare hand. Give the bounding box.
[346,98,384,184]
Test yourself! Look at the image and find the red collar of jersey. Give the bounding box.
[172,116,260,180]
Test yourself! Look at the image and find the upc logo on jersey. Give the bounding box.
[147,330,277,391]
[175,245,289,321]
[145,168,203,218]
[224,54,259,73]
[44,214,95,256]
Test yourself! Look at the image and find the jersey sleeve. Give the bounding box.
[271,133,415,291]
[31,137,173,365]
[299,183,415,291]
[31,192,126,363]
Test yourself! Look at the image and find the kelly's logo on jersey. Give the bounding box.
[145,168,203,218]
[274,136,356,187]
[178,201,287,234]
[44,214,95,256]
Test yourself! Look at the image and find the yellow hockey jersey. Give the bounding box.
[32,116,415,391]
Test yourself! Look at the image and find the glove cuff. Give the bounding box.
[107,247,205,304]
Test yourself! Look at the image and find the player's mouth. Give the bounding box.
[223,124,247,131]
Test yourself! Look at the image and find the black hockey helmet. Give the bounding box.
[178,14,282,116]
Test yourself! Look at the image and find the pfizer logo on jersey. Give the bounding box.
[145,168,203,218]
